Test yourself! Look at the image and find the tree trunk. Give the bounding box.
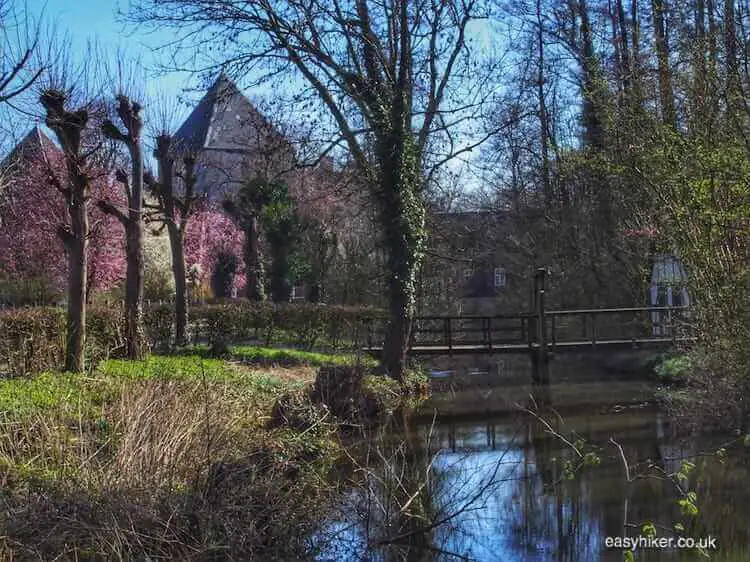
[244,216,265,301]
[378,134,425,383]
[102,97,147,360]
[692,0,707,131]
[40,91,90,373]
[155,136,196,348]
[630,0,643,105]
[615,0,631,95]
[124,219,146,358]
[269,239,292,302]
[579,0,605,148]
[652,0,677,127]
[725,0,742,119]
[536,0,552,209]
[66,194,88,372]
[609,0,625,98]
[168,223,188,345]
[124,136,146,359]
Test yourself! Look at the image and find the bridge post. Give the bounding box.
[532,268,550,384]
[444,317,452,354]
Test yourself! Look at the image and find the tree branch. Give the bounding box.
[97,199,128,225]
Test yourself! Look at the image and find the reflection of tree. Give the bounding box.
[519,386,584,561]
[345,413,440,561]
[322,394,750,562]
[528,385,555,489]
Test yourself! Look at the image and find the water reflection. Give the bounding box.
[315,360,750,562]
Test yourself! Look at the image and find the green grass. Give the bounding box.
[229,344,376,366]
[0,353,318,421]
[178,343,377,367]
[0,344,377,422]
[0,371,110,420]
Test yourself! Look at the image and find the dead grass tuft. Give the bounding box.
[0,361,343,560]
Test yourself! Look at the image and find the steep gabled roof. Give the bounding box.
[173,73,285,154]
[1,125,61,170]
[171,73,296,199]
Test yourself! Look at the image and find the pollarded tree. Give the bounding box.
[146,134,203,345]
[38,89,91,372]
[132,0,499,381]
[99,95,147,359]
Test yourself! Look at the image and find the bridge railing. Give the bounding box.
[543,305,692,347]
[361,305,693,351]
[409,314,531,349]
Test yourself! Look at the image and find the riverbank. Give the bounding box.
[0,348,425,560]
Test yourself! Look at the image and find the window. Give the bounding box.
[291,284,305,301]
[463,268,473,281]
[494,267,506,288]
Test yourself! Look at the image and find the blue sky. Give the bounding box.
[20,0,204,132]
[9,0,497,196]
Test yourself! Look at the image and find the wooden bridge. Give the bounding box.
[363,269,695,382]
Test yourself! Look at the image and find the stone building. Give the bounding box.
[172,73,295,200]
[172,73,366,303]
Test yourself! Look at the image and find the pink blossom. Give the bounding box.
[0,139,126,295]
[184,203,246,292]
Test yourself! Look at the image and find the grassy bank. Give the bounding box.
[0,350,420,560]
[179,343,379,367]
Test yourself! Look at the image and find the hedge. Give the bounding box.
[0,302,382,375]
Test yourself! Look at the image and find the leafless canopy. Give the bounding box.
[128,0,504,180]
[0,0,46,105]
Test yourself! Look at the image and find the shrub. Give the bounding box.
[190,302,381,351]
[0,277,61,307]
[143,303,175,352]
[309,364,402,424]
[143,267,175,302]
[0,307,64,376]
[87,306,127,363]
[654,354,693,383]
[0,302,382,374]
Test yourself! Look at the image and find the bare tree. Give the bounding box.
[99,92,148,360]
[0,0,45,104]
[38,89,91,372]
[652,0,676,128]
[131,0,500,381]
[147,133,203,345]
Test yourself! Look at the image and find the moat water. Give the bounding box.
[315,356,750,562]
